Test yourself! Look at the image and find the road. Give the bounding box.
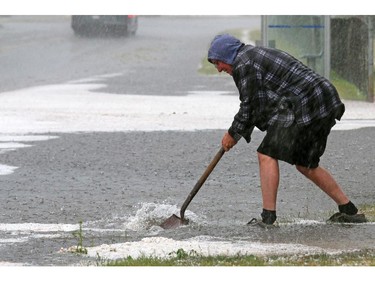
[0,16,374,266]
[0,15,259,94]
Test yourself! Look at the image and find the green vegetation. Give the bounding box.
[361,204,375,221]
[331,71,366,101]
[72,221,88,254]
[198,56,219,75]
[103,249,375,266]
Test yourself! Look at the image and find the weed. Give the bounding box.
[72,221,87,254]
[360,204,375,222]
[176,248,188,259]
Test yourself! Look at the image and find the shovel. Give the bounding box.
[160,147,225,229]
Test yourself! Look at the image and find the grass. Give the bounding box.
[361,204,375,221]
[71,221,88,254]
[330,71,366,101]
[103,249,375,266]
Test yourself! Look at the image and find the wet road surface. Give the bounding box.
[0,129,374,265]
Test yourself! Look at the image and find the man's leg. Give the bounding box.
[295,165,349,205]
[295,165,366,223]
[258,152,279,224]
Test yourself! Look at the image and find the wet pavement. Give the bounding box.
[0,129,374,265]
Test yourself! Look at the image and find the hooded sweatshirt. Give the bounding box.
[207,34,244,65]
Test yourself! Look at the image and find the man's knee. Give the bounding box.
[296,165,311,176]
[257,152,274,164]
[296,165,319,177]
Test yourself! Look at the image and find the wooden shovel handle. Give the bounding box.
[180,147,225,220]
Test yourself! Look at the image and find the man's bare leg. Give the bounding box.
[258,152,280,211]
[296,165,349,205]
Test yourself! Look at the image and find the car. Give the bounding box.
[71,15,138,36]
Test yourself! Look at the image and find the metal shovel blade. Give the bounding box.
[160,147,225,230]
[160,214,189,229]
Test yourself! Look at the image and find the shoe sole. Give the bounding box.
[327,213,368,223]
[247,218,278,228]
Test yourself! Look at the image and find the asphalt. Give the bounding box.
[0,126,374,265]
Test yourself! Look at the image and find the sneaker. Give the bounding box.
[247,218,278,229]
[327,212,368,223]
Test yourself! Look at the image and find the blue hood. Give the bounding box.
[207,34,244,65]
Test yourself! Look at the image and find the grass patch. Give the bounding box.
[103,249,375,266]
[360,204,375,222]
[330,71,366,101]
[198,57,220,75]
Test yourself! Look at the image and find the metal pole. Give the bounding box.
[323,16,331,80]
[367,16,374,102]
[261,15,268,47]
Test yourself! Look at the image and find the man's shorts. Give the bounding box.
[257,114,336,168]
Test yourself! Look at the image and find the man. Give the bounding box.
[207,34,366,226]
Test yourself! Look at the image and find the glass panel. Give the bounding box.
[265,15,326,76]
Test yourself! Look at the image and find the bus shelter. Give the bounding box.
[260,15,374,102]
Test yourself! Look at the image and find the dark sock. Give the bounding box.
[261,209,277,225]
[338,201,358,215]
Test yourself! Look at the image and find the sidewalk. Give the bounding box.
[341,100,375,119]
[334,100,375,130]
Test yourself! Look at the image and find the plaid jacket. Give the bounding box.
[228,45,345,143]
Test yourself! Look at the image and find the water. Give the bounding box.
[85,202,374,261]
[0,200,373,266]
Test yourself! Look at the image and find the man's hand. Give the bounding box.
[222,132,237,151]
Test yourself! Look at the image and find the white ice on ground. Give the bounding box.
[0,135,59,142]
[0,164,18,175]
[0,75,374,135]
[0,136,59,174]
[86,236,342,260]
[0,223,79,233]
[0,82,238,134]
